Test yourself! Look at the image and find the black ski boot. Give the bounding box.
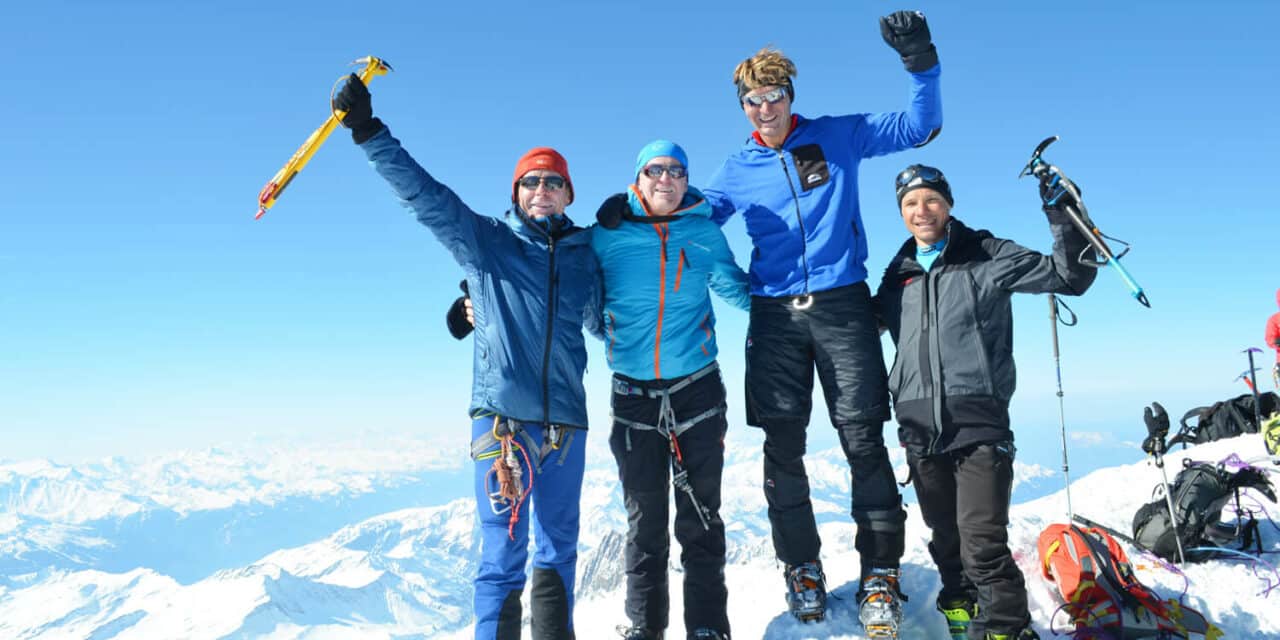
[783,560,827,622]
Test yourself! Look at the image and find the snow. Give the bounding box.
[0,432,1276,639]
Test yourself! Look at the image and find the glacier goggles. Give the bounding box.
[640,164,688,179]
[517,175,567,191]
[895,164,953,206]
[742,87,788,107]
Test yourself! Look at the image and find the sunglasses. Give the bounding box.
[743,87,788,107]
[895,165,945,190]
[640,164,688,179]
[517,175,567,191]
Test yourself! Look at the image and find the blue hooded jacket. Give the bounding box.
[704,65,942,297]
[360,129,603,428]
[591,186,750,381]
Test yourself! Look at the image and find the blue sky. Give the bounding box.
[3,1,1277,468]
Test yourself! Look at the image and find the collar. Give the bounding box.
[751,114,800,148]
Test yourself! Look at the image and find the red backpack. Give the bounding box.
[1037,523,1221,639]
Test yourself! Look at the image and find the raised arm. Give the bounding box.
[335,75,489,268]
[987,208,1099,296]
[860,11,943,157]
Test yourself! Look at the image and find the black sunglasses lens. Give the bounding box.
[643,165,686,179]
[520,176,565,190]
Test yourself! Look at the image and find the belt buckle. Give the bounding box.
[791,294,814,310]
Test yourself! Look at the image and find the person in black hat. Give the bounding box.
[875,164,1097,640]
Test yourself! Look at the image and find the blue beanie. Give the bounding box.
[634,139,689,179]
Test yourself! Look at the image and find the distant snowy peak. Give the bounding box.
[0,437,467,523]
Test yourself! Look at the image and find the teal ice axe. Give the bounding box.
[1020,136,1150,308]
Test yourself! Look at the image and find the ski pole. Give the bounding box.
[255,56,393,219]
[1049,294,1077,521]
[1246,347,1264,431]
[1020,136,1151,308]
[1142,402,1186,564]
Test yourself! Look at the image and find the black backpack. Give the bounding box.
[1168,392,1280,448]
[1131,460,1277,562]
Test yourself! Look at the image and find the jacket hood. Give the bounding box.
[626,185,712,219]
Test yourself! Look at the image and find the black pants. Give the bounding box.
[910,442,1029,638]
[608,368,729,636]
[745,282,904,569]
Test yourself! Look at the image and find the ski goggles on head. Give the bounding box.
[517,175,567,191]
[640,164,687,179]
[895,164,953,206]
[742,87,788,107]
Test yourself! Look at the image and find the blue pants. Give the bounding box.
[472,417,585,640]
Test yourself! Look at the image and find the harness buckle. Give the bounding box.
[791,294,814,310]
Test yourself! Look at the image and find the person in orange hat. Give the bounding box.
[334,76,602,640]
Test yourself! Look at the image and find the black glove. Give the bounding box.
[596,192,630,229]
[1039,174,1081,218]
[446,280,473,340]
[880,10,938,73]
[332,73,385,144]
[1141,402,1169,456]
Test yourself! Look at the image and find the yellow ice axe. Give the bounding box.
[255,56,393,219]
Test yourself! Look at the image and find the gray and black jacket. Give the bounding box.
[875,215,1097,457]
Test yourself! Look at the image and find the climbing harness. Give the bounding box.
[613,363,723,530]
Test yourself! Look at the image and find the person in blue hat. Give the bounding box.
[594,140,749,640]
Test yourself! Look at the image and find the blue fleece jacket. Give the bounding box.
[590,186,749,381]
[360,128,603,428]
[704,65,943,297]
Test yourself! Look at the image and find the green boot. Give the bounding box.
[935,596,977,640]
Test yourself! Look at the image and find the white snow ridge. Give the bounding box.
[1,433,1277,639]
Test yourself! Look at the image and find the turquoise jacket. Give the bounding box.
[591,186,750,381]
[360,128,603,428]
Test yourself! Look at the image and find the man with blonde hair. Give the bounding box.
[702,10,942,634]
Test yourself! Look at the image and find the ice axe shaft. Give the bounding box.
[255,56,393,219]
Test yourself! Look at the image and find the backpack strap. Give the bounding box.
[1171,406,1210,449]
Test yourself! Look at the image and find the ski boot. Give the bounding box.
[985,629,1039,640]
[616,625,663,639]
[688,628,730,640]
[783,560,827,622]
[858,567,906,639]
[936,594,978,640]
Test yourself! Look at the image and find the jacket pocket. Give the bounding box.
[675,248,687,292]
[791,143,830,192]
